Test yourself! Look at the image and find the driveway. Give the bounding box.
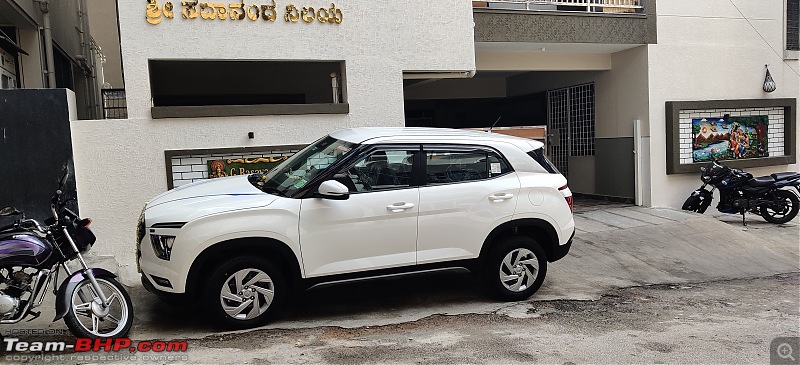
[5,204,798,363]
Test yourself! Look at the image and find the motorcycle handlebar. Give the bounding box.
[19,219,47,233]
[0,219,46,234]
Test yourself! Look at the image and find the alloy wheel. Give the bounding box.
[219,268,275,320]
[499,248,539,292]
[69,278,131,337]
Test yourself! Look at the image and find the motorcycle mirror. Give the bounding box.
[58,162,70,189]
[0,206,21,216]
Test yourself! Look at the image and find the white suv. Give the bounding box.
[137,128,575,328]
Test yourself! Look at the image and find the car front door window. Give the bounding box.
[340,150,416,192]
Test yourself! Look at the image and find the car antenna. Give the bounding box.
[488,115,502,133]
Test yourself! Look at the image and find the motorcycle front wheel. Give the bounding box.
[64,277,134,338]
[761,190,800,224]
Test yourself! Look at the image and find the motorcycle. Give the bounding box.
[0,165,133,338]
[682,159,800,225]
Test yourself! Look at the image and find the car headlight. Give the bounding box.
[150,234,175,260]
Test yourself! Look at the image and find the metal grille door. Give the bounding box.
[546,83,595,179]
[547,89,570,177]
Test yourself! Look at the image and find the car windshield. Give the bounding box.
[253,136,356,197]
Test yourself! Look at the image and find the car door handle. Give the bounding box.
[488,193,514,202]
[386,202,415,212]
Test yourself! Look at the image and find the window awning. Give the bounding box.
[0,29,27,55]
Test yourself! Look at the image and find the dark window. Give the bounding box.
[53,45,74,90]
[424,150,511,184]
[789,0,799,50]
[339,150,416,192]
[148,60,346,107]
[528,148,560,174]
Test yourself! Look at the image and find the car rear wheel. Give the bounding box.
[484,236,547,301]
[204,256,286,329]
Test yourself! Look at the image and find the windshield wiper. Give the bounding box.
[260,186,286,197]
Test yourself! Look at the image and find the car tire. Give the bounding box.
[204,256,286,329]
[483,236,547,301]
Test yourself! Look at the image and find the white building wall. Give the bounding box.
[648,0,799,208]
[70,0,476,272]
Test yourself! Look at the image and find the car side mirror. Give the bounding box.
[317,180,349,200]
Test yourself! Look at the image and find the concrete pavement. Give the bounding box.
[6,203,799,342]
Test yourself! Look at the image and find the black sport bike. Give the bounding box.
[682,160,800,225]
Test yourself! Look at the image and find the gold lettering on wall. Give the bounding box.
[146,0,164,24]
[227,157,287,164]
[182,0,199,19]
[229,0,245,20]
[147,1,343,25]
[329,3,342,24]
[316,7,328,23]
[301,7,314,22]
[284,4,299,22]
[261,0,277,21]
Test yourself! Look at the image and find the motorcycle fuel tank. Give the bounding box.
[0,233,52,267]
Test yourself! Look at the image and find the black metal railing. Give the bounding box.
[101,89,127,119]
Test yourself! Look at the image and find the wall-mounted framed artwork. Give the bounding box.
[666,98,796,174]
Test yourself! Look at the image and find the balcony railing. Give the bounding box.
[473,0,644,13]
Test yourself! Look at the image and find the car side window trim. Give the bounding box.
[420,144,515,187]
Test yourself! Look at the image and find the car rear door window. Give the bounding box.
[424,149,511,185]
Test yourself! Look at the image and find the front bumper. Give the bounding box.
[141,273,158,293]
[138,226,188,293]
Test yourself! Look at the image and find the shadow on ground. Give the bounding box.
[136,269,492,336]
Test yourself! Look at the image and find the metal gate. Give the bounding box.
[546,83,595,178]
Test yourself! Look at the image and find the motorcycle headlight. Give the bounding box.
[702,175,711,183]
[150,235,175,261]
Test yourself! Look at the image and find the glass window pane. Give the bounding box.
[426,151,489,184]
[340,150,415,192]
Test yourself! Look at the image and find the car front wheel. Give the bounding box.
[484,236,547,301]
[204,256,286,329]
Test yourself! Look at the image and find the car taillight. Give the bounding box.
[559,184,573,213]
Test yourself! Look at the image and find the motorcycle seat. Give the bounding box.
[771,172,800,181]
[748,176,776,187]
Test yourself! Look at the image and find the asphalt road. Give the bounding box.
[175,273,800,364]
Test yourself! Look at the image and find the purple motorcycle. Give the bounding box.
[0,165,132,338]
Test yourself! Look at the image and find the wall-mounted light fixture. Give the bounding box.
[763,64,776,93]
